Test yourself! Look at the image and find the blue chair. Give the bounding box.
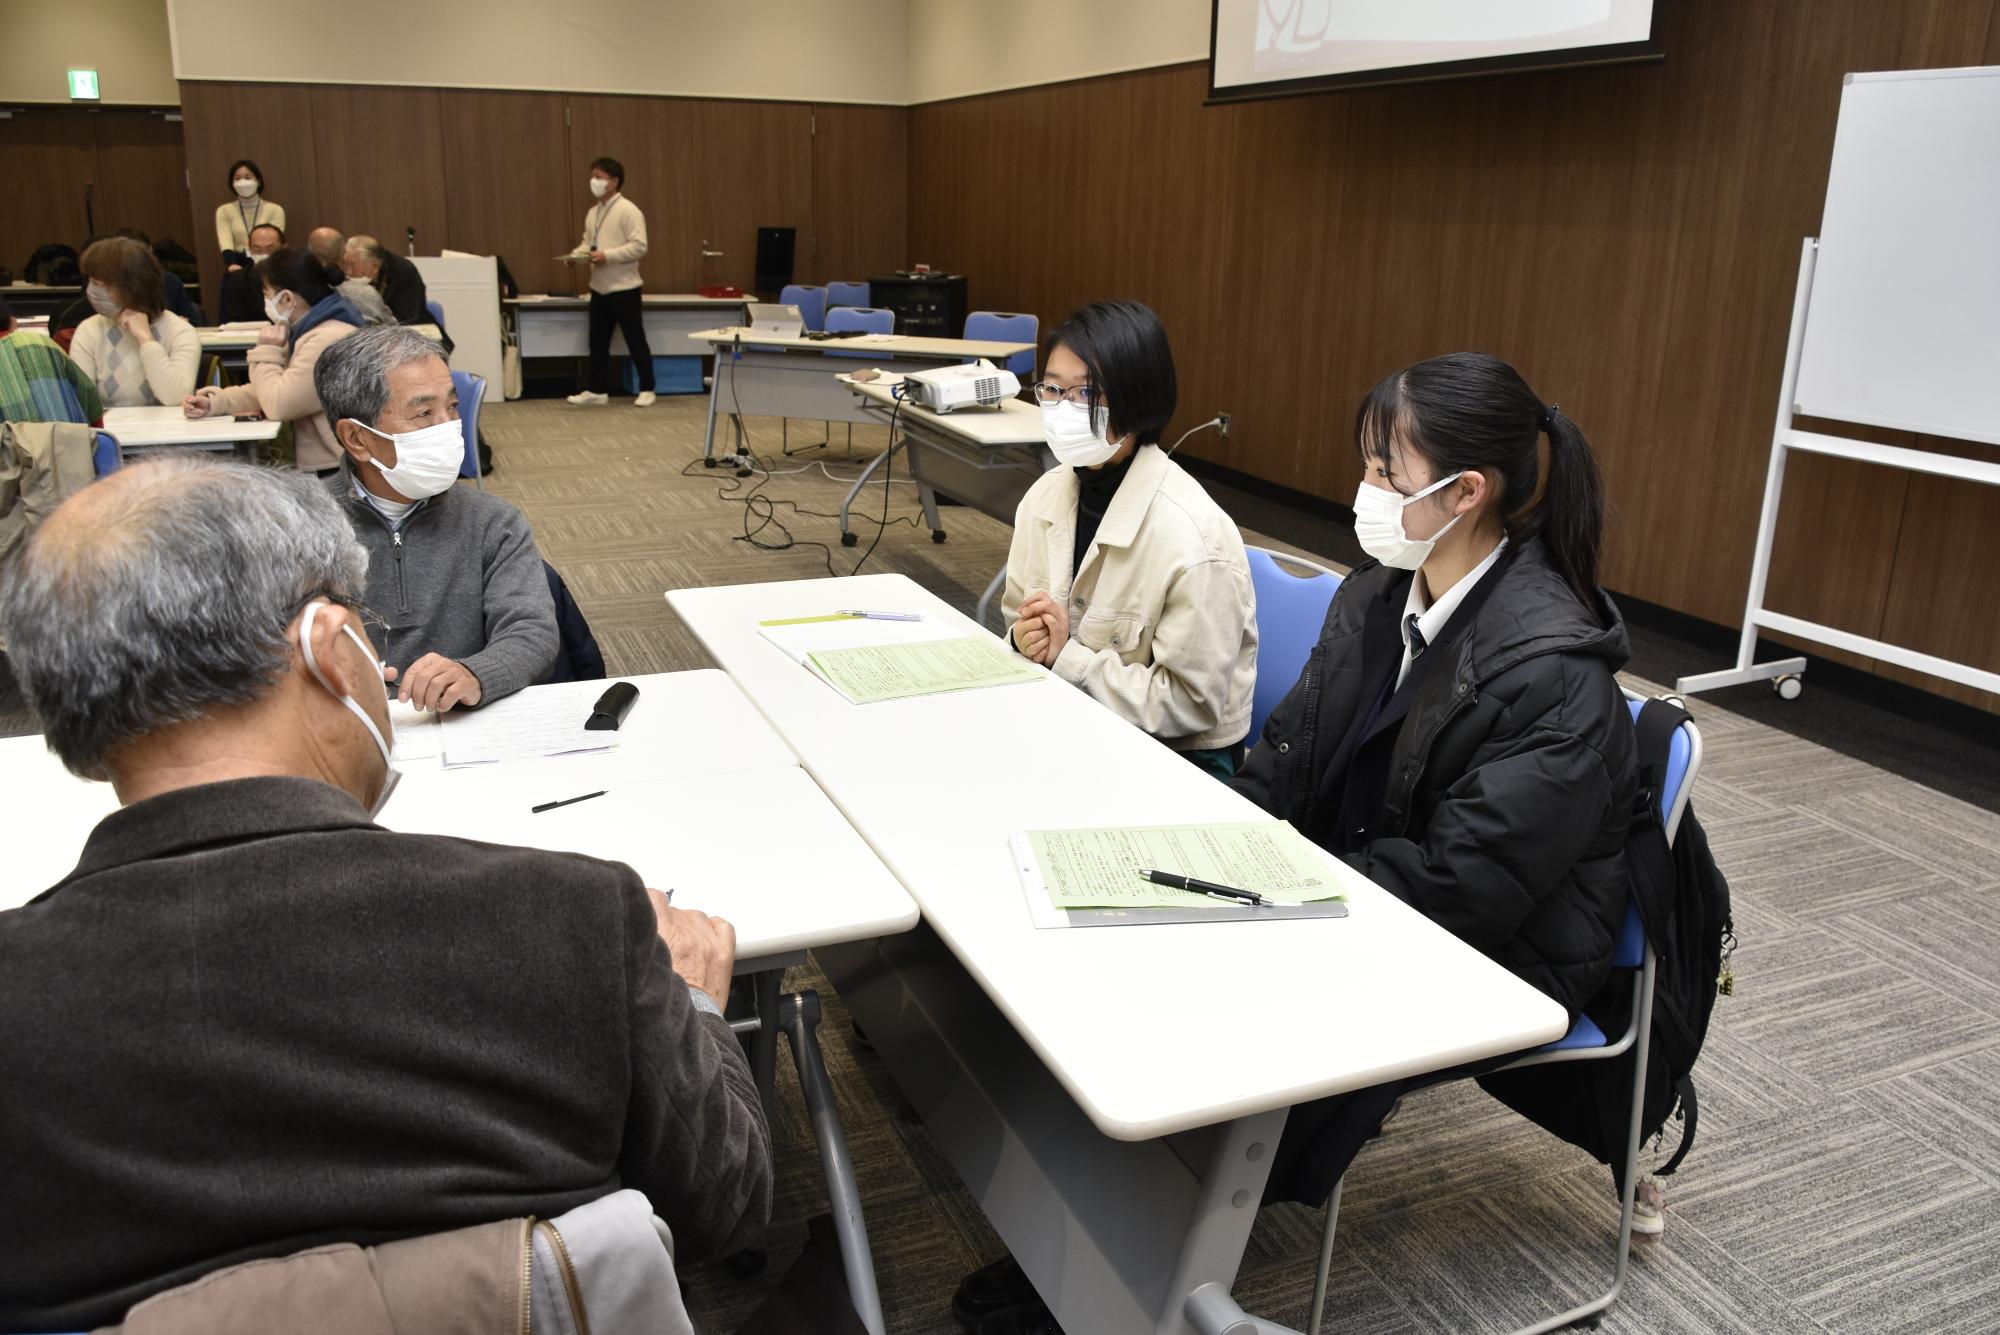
[450,369,486,489]
[964,311,1037,379]
[779,284,827,333]
[825,280,870,312]
[1305,692,1701,1335]
[425,299,448,334]
[1243,546,1342,749]
[816,306,897,451]
[93,430,122,476]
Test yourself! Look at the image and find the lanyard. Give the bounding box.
[591,196,616,251]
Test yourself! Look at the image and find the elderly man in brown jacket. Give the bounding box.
[0,455,770,1331]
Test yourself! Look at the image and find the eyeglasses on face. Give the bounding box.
[1028,381,1101,407]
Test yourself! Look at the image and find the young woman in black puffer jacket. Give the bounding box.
[1235,351,1638,1207]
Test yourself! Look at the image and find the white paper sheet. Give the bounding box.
[438,683,617,767]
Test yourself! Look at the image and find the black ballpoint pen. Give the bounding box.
[1138,869,1269,906]
[532,790,606,814]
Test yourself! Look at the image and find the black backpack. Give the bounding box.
[1479,697,1735,1186]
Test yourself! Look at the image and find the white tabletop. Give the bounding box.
[668,575,1568,1141]
[199,322,442,350]
[844,376,1046,446]
[510,294,748,308]
[102,405,282,447]
[1,671,917,963]
[689,327,1033,361]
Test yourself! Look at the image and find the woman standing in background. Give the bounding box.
[215,160,286,260]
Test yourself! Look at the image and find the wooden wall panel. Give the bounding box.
[0,110,93,281]
[906,0,2000,709]
[0,108,191,295]
[438,91,573,298]
[89,111,197,262]
[811,104,909,287]
[310,86,449,265]
[178,82,324,308]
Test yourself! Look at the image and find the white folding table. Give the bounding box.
[508,294,751,359]
[668,575,1569,1335]
[101,404,283,456]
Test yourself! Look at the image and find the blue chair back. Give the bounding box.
[1244,546,1342,749]
[964,311,1037,379]
[825,281,870,311]
[93,430,122,476]
[823,306,893,358]
[425,299,448,334]
[1613,696,1698,968]
[779,284,827,332]
[451,370,486,483]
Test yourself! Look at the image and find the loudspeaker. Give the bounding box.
[754,227,796,299]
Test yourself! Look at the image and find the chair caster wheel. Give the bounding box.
[724,1247,767,1278]
[1773,673,1803,700]
[931,530,947,544]
[841,531,859,547]
[703,457,719,468]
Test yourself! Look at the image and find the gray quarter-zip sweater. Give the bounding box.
[331,468,559,703]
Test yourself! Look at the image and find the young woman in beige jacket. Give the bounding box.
[1002,300,1259,779]
[182,249,363,475]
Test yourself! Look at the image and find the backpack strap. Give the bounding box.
[1658,1075,1699,1176]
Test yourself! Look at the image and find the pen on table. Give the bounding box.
[1138,869,1269,906]
[531,790,606,814]
[836,609,923,622]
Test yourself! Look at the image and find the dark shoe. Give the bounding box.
[952,1254,1034,1328]
[974,1297,1063,1335]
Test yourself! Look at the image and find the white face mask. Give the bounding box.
[86,281,123,319]
[589,177,610,198]
[298,600,399,818]
[1041,399,1121,469]
[1352,471,1466,571]
[234,178,259,199]
[264,292,291,326]
[350,417,465,500]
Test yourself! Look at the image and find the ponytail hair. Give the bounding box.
[1355,351,1606,611]
[255,246,341,308]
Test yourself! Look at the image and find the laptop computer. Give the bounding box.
[746,303,805,337]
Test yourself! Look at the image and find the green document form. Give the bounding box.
[1026,821,1347,910]
[806,636,1042,704]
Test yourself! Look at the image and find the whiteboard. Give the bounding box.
[1794,67,2000,446]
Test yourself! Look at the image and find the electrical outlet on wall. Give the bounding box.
[1218,412,1231,439]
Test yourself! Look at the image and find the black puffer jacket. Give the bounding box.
[1234,539,1637,1015]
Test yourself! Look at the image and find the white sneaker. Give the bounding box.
[1630,1175,1666,1238]
[566,391,609,406]
[633,391,657,407]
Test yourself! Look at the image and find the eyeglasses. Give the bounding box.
[1028,382,1101,407]
[288,589,392,651]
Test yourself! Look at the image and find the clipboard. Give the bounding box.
[1009,832,1350,930]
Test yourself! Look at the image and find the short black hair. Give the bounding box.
[227,159,265,192]
[1044,300,1178,447]
[0,294,13,330]
[257,246,340,307]
[250,223,285,243]
[590,156,625,189]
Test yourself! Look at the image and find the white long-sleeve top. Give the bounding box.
[68,312,202,408]
[569,194,647,294]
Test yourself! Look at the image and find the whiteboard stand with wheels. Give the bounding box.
[1677,65,2000,703]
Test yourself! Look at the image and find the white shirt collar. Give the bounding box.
[1397,537,1508,686]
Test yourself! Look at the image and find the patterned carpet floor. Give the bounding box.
[6,391,1998,1333]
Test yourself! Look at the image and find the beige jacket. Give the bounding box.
[570,194,648,294]
[1003,444,1258,750]
[211,319,358,472]
[213,198,287,254]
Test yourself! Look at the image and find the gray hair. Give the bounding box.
[0,456,368,779]
[313,323,449,429]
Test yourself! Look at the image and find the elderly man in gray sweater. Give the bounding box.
[0,456,770,1330]
[315,324,556,710]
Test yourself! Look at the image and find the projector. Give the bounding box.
[901,361,1021,413]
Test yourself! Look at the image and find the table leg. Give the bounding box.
[750,967,782,1118]
[836,444,899,547]
[702,349,726,463]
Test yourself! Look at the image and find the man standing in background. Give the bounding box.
[564,156,654,408]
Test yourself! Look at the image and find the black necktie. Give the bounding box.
[1405,613,1428,661]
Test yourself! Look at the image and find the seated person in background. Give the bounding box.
[319,324,557,710]
[218,222,286,322]
[306,226,394,327]
[343,234,432,326]
[68,238,201,408]
[0,456,771,1331]
[0,296,103,423]
[111,227,197,322]
[182,247,364,475]
[1001,299,1258,779]
[1234,352,1638,1212]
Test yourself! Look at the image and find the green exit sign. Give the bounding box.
[68,69,100,101]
